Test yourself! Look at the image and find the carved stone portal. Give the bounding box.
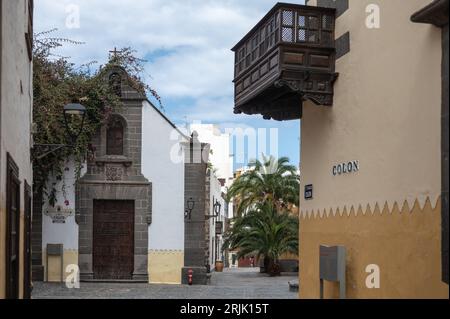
[105,165,124,181]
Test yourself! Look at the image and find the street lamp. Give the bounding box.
[206,198,222,220]
[63,103,87,144]
[185,198,195,220]
[33,103,86,161]
[214,199,222,216]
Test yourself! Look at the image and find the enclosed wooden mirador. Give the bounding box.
[232,3,338,121]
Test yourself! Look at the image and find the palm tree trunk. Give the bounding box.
[267,258,281,277]
[261,256,271,273]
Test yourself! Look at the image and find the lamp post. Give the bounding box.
[33,103,86,161]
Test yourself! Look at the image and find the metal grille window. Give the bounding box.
[245,42,252,68]
[282,10,295,42]
[251,34,259,61]
[234,12,280,77]
[258,15,279,59]
[279,10,335,45]
[296,15,320,43]
[235,47,246,75]
[321,14,334,46]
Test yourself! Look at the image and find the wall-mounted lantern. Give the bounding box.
[33,103,87,161]
[214,199,222,216]
[184,197,195,220]
[63,103,87,144]
[206,197,222,220]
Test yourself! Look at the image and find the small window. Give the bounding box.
[109,73,122,97]
[106,118,124,156]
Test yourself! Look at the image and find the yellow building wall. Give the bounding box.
[44,250,79,283]
[300,198,448,299]
[43,250,185,285]
[0,207,5,298]
[148,250,184,284]
[298,0,447,298]
[0,209,25,299]
[301,0,442,221]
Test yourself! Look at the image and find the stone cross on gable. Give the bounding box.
[109,47,122,59]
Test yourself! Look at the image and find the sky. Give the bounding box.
[35,0,302,169]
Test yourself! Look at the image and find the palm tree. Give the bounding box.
[223,201,298,276]
[227,155,300,215]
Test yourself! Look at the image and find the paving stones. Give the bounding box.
[32,268,298,299]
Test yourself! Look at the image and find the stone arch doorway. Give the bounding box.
[76,183,151,282]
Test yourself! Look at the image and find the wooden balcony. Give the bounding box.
[232,3,338,121]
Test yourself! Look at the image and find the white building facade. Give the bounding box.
[205,170,227,271]
[142,100,187,284]
[189,124,234,218]
[40,69,188,284]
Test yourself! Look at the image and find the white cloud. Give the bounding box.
[35,0,304,123]
[171,95,236,123]
[147,47,234,98]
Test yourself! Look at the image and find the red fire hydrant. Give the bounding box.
[188,269,193,286]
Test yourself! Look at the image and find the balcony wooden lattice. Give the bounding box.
[232,3,338,121]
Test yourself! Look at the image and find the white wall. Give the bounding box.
[41,160,85,251]
[0,0,34,297]
[189,124,233,184]
[190,124,234,218]
[207,170,226,269]
[142,101,187,251]
[0,0,33,211]
[41,101,187,254]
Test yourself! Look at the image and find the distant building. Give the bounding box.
[0,0,34,299]
[205,170,227,272]
[189,124,234,217]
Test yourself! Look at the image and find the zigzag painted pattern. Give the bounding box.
[300,195,441,219]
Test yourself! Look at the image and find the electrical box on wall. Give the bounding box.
[319,245,346,299]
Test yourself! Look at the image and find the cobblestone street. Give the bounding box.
[31,268,298,299]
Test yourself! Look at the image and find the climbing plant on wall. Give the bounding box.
[32,29,161,204]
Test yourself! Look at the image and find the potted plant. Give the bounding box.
[215,260,224,272]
